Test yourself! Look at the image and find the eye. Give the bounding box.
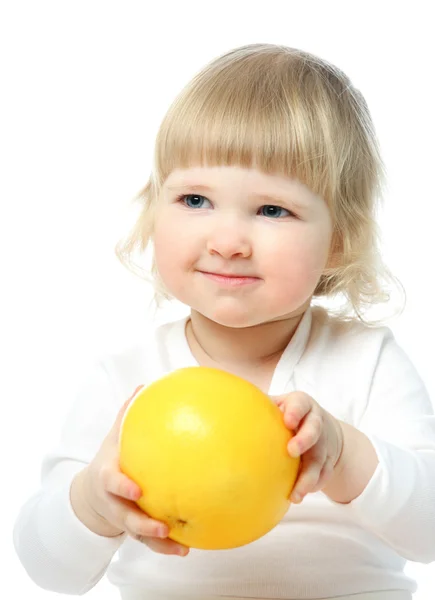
[177,194,212,209]
[259,205,292,218]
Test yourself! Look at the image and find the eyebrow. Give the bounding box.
[166,183,309,208]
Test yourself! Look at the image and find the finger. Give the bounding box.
[291,446,327,501]
[311,456,335,493]
[291,462,322,502]
[143,537,190,557]
[129,384,145,401]
[282,393,313,431]
[121,384,145,419]
[104,493,170,539]
[287,410,323,457]
[270,394,286,408]
[124,508,170,540]
[102,466,143,502]
[109,385,145,442]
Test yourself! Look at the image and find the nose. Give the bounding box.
[206,218,252,259]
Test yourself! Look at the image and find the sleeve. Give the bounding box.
[330,328,435,564]
[12,358,129,595]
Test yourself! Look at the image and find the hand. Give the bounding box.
[70,385,190,557]
[273,392,344,504]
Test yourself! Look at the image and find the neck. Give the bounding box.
[186,307,308,372]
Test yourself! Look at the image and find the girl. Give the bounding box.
[13,43,435,600]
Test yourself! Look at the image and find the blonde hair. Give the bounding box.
[115,43,405,325]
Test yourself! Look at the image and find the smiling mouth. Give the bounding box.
[199,271,261,286]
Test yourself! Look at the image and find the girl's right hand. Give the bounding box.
[70,385,190,557]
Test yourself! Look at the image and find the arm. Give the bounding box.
[323,330,435,564]
[12,359,127,595]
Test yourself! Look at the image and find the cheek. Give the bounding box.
[153,213,198,292]
[153,217,179,279]
[153,211,178,244]
[154,209,198,250]
[264,230,331,288]
[295,238,330,277]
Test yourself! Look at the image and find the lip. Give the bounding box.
[199,271,261,287]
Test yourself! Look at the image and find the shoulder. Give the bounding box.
[295,306,396,419]
[307,305,393,358]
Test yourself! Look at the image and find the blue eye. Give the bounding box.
[176,195,293,218]
[259,205,291,218]
[178,194,211,209]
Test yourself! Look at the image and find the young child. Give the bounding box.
[13,43,435,600]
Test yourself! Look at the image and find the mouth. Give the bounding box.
[199,271,261,287]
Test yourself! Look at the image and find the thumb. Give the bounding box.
[110,384,145,441]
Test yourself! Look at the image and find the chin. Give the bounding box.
[198,307,269,330]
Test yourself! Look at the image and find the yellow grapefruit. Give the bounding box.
[119,366,300,550]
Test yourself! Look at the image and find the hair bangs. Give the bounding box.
[154,49,338,207]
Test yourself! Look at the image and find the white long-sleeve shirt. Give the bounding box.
[13,306,435,599]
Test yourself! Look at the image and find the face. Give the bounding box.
[153,165,334,328]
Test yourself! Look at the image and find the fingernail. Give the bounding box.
[289,442,300,458]
[177,546,189,556]
[292,491,301,503]
[130,488,141,500]
[156,526,168,538]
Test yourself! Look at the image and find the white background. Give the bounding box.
[2,1,435,598]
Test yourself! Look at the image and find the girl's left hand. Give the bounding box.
[273,392,344,504]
